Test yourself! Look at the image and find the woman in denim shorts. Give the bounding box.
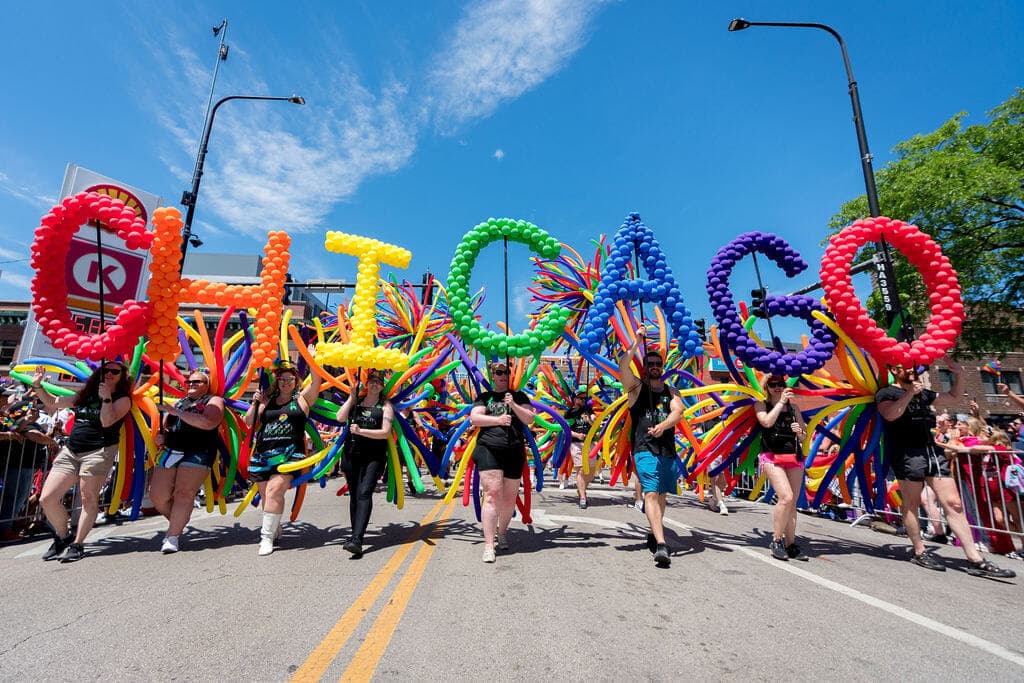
[150,370,225,554]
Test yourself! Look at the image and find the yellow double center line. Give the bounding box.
[291,499,455,682]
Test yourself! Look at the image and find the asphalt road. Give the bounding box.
[1,480,1022,682]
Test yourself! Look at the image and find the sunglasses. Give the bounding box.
[367,376,384,383]
[277,375,297,382]
[103,367,123,376]
[492,369,509,376]
[767,382,786,388]
[186,379,207,386]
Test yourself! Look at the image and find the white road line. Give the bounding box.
[661,516,1024,670]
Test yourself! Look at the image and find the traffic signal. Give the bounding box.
[750,288,767,318]
[694,319,707,340]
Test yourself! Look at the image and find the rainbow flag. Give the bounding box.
[982,361,1002,377]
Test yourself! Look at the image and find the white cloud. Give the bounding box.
[493,148,505,160]
[428,0,601,132]
[0,270,32,292]
[0,246,25,260]
[0,171,55,209]
[136,1,602,238]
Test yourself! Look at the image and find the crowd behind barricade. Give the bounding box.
[2,363,1022,580]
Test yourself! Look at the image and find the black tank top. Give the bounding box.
[629,383,676,457]
[164,394,220,454]
[345,403,388,460]
[762,400,798,454]
[256,396,307,453]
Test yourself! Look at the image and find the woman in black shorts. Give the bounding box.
[470,361,535,563]
[336,370,394,558]
[31,362,133,562]
[150,370,225,553]
[244,364,323,556]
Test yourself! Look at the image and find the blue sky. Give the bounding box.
[1,1,1021,344]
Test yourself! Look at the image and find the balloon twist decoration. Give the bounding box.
[580,213,702,359]
[706,231,835,376]
[446,218,567,358]
[30,191,153,361]
[820,216,962,367]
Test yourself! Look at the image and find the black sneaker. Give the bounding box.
[343,539,363,557]
[60,543,85,563]
[42,534,72,561]
[654,544,671,567]
[965,559,1016,579]
[910,551,946,571]
[929,533,949,545]
[646,532,657,554]
[769,539,788,561]
[786,543,809,561]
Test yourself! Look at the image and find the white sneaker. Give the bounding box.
[558,481,566,490]
[482,545,496,563]
[718,500,729,516]
[633,501,644,513]
[258,538,274,556]
[161,535,179,554]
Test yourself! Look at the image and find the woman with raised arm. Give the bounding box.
[149,370,225,553]
[32,362,133,562]
[243,364,322,556]
[336,370,394,558]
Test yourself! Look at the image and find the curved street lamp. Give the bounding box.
[179,94,306,271]
[728,18,907,337]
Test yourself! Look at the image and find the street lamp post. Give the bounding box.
[728,18,907,337]
[179,94,306,272]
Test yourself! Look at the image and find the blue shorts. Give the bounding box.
[635,451,678,494]
[159,449,216,470]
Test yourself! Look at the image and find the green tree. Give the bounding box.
[828,88,1024,357]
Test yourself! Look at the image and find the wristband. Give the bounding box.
[102,398,112,404]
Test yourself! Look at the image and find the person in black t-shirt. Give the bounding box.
[470,361,535,563]
[563,392,597,509]
[150,370,225,554]
[32,362,133,562]
[877,360,1014,579]
[336,370,394,558]
[755,376,809,562]
[243,364,323,557]
[619,327,684,568]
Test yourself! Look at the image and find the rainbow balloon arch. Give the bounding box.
[16,192,964,523]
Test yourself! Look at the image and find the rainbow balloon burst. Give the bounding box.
[529,239,608,352]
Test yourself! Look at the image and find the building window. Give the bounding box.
[0,340,16,366]
[982,369,1022,395]
[937,369,954,393]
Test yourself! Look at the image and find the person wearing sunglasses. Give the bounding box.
[31,362,133,562]
[150,371,225,553]
[619,327,684,568]
[470,361,535,563]
[564,392,597,509]
[244,364,323,556]
[335,370,394,558]
[877,361,1014,579]
[756,375,809,562]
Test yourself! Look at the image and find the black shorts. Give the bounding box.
[472,443,525,480]
[890,445,951,482]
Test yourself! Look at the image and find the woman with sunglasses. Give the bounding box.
[150,370,225,553]
[244,365,323,556]
[756,375,809,562]
[470,361,535,563]
[31,362,133,562]
[336,370,394,558]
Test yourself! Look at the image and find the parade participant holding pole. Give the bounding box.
[876,361,1014,578]
[470,360,535,563]
[756,376,809,561]
[150,370,225,554]
[244,364,322,557]
[618,326,684,568]
[336,370,394,558]
[32,363,132,562]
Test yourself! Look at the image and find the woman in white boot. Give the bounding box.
[244,364,322,556]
